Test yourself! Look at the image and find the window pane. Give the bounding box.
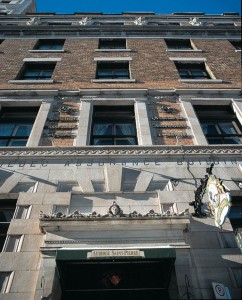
[9,140,28,146]
[219,122,238,134]
[201,123,219,135]
[0,124,15,136]
[93,138,113,145]
[0,140,8,146]
[207,138,223,144]
[14,206,30,219]
[115,138,136,145]
[14,125,32,137]
[115,124,135,135]
[93,124,112,136]
[224,137,242,144]
[4,235,22,252]
[0,272,11,293]
[0,210,15,222]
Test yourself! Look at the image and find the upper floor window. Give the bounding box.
[99,39,126,49]
[194,105,242,144]
[0,199,16,251]
[34,39,65,51]
[0,107,39,146]
[175,62,211,79]
[17,62,56,80]
[96,61,130,79]
[165,39,193,50]
[230,40,241,50]
[91,106,137,145]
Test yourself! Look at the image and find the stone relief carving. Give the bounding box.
[189,17,202,26]
[40,203,189,220]
[79,17,92,26]
[134,17,147,25]
[26,17,41,26]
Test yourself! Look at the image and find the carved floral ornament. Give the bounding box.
[79,17,92,25]
[189,17,202,26]
[40,201,189,220]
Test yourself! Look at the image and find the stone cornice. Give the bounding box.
[0,145,241,159]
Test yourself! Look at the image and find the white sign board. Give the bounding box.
[87,249,145,259]
[212,282,229,299]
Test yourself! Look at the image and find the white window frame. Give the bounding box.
[13,205,32,219]
[170,57,222,83]
[2,235,23,252]
[0,272,14,294]
[92,58,136,83]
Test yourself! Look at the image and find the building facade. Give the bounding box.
[0,11,241,300]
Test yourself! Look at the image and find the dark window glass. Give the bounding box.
[99,39,126,49]
[228,196,242,232]
[230,41,241,50]
[0,107,39,147]
[34,39,65,50]
[0,199,16,252]
[18,63,56,80]
[194,105,242,145]
[165,39,192,49]
[96,62,130,79]
[91,106,137,145]
[175,62,210,79]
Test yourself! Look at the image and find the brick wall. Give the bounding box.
[0,38,240,90]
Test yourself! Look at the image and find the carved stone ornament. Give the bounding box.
[134,17,147,25]
[40,203,189,220]
[79,17,92,26]
[58,105,72,114]
[189,17,202,26]
[26,17,41,26]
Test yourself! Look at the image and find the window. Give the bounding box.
[147,180,172,191]
[194,106,242,144]
[96,62,130,79]
[53,205,69,215]
[92,180,106,192]
[3,235,23,252]
[0,272,13,293]
[0,107,39,146]
[228,196,242,230]
[0,40,3,45]
[0,199,16,251]
[219,232,238,248]
[165,39,193,50]
[10,182,37,193]
[34,39,65,51]
[91,106,137,145]
[99,39,126,49]
[17,62,56,80]
[57,181,79,192]
[230,40,241,50]
[175,62,211,79]
[14,205,31,219]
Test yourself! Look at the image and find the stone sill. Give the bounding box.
[8,80,54,84]
[28,50,65,53]
[179,79,223,83]
[235,49,241,52]
[95,49,132,52]
[92,79,136,83]
[166,49,203,52]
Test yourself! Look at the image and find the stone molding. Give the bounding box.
[0,145,241,158]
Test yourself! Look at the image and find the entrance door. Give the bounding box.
[58,259,174,300]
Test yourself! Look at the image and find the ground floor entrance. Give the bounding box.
[56,248,176,300]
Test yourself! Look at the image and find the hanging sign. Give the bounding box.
[207,175,231,227]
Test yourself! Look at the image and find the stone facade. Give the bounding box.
[0,12,241,300]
